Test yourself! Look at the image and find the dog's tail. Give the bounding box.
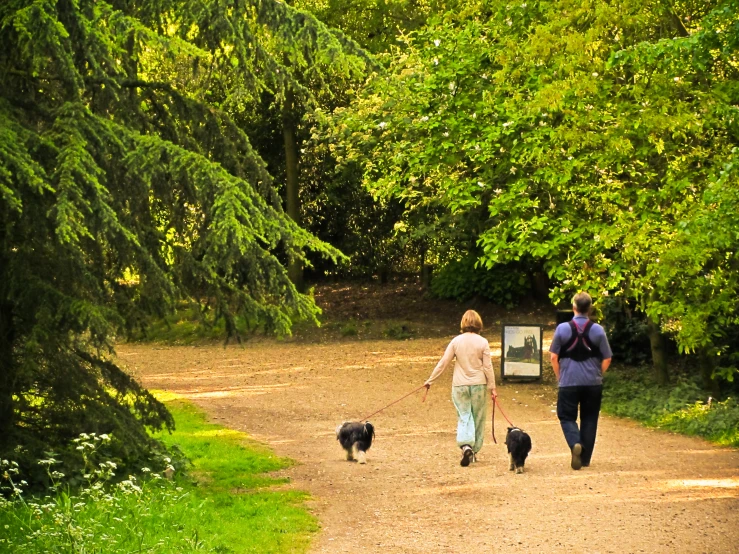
[363,421,375,441]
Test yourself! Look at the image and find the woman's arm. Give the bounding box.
[482,342,497,397]
[425,340,455,387]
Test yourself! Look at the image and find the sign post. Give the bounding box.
[501,324,544,381]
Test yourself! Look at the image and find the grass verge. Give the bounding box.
[0,396,317,553]
[602,369,739,448]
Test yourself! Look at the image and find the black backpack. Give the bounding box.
[559,320,603,362]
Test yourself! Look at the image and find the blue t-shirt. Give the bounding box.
[549,315,613,387]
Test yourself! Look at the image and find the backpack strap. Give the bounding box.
[559,319,594,359]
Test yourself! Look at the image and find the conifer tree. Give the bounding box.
[0,0,367,477]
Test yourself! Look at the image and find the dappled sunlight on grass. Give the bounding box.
[151,390,184,402]
[189,428,244,438]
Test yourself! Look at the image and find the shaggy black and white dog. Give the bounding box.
[505,427,532,474]
[336,421,375,464]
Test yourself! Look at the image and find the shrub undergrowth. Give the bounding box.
[602,370,739,447]
[0,397,317,553]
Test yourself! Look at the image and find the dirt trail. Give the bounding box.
[119,337,739,553]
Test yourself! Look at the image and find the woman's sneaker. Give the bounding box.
[460,445,474,467]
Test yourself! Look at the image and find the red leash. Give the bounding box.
[491,395,515,444]
[359,384,428,421]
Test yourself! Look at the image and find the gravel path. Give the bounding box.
[119,337,739,553]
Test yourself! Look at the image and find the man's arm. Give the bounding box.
[596,325,613,376]
[601,357,612,374]
[551,353,560,382]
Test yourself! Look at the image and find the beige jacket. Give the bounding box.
[425,332,495,390]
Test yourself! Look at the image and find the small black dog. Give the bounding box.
[336,421,375,464]
[505,427,532,474]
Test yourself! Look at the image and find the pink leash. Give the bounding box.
[359,384,429,421]
[491,395,515,444]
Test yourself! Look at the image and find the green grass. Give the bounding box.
[0,397,317,553]
[133,307,255,344]
[602,369,739,448]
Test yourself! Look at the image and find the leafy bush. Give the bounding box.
[430,257,529,307]
[602,370,739,447]
[383,322,414,340]
[599,297,652,366]
[340,321,359,337]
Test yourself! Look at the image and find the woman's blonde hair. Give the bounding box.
[460,310,483,333]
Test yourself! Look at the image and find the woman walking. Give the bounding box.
[425,310,497,466]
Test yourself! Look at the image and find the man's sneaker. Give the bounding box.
[460,445,474,467]
[571,443,583,470]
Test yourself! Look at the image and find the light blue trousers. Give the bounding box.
[451,384,488,453]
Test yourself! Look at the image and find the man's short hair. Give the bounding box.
[572,292,592,315]
[460,310,483,333]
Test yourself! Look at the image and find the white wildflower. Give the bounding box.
[502,121,513,128]
[378,121,387,129]
[494,188,503,194]
[434,39,441,47]
[506,19,513,26]
[434,58,439,65]
[674,76,680,82]
[592,72,599,77]
[477,181,485,188]
[420,116,429,122]
[510,166,517,174]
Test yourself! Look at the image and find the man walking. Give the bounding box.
[550,292,613,470]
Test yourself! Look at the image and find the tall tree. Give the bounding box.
[0,0,366,476]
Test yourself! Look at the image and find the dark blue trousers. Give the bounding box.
[557,385,603,465]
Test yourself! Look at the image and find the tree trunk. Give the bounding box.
[647,320,669,385]
[530,271,551,301]
[282,89,304,292]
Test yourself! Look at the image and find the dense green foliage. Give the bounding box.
[603,370,739,447]
[430,256,529,306]
[0,398,316,553]
[0,0,368,481]
[334,0,739,378]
